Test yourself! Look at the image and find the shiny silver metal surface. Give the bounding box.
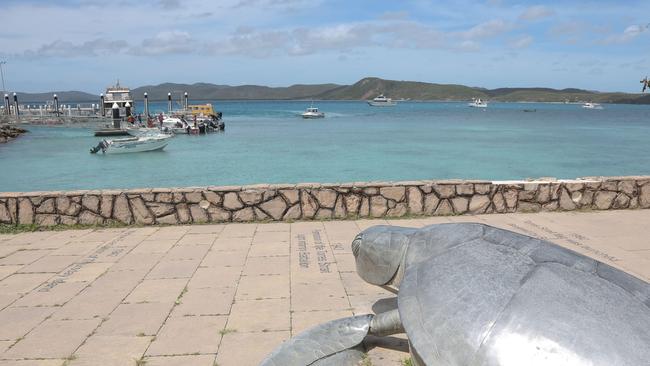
[258,314,372,366]
[391,223,650,366]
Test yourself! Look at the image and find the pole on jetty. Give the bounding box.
[53,94,59,116]
[144,92,149,117]
[13,92,19,116]
[3,94,8,115]
[112,102,120,129]
[167,92,172,113]
[100,93,105,116]
[125,101,131,117]
[184,92,188,110]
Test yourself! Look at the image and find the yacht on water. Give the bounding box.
[367,94,397,107]
[582,102,603,110]
[468,98,488,108]
[301,105,325,119]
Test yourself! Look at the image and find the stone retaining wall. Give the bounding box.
[1,176,650,226]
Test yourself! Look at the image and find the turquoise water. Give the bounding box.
[1,101,650,191]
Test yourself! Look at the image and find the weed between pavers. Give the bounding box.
[219,328,237,336]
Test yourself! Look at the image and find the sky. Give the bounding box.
[0,0,648,93]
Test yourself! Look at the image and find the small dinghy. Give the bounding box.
[90,134,172,154]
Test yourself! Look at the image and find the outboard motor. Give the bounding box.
[90,140,108,154]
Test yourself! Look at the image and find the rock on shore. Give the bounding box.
[0,124,28,143]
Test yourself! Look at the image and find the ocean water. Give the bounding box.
[1,100,650,192]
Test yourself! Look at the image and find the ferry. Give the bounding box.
[102,80,134,116]
[368,94,397,107]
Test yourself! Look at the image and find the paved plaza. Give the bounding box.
[0,210,649,366]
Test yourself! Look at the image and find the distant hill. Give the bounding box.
[131,82,342,101]
[13,91,98,103]
[10,77,650,104]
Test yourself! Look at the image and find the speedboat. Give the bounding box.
[90,134,172,154]
[301,107,325,119]
[367,94,397,106]
[582,102,603,110]
[468,98,488,108]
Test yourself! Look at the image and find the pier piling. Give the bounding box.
[13,93,19,116]
[144,92,149,117]
[100,93,105,116]
[184,92,188,110]
[111,102,120,129]
[3,94,8,115]
[167,92,172,113]
[54,94,59,116]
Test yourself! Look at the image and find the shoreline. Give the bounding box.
[1,176,648,227]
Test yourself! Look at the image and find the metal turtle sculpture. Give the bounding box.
[260,223,650,366]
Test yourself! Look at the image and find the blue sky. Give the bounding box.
[0,0,648,93]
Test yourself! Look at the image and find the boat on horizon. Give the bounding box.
[90,134,172,154]
[468,98,488,108]
[582,102,603,110]
[301,105,325,119]
[367,94,397,107]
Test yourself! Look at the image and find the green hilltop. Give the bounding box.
[10,77,649,104]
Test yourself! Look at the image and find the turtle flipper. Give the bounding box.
[259,315,373,366]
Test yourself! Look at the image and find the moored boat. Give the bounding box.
[301,106,325,119]
[367,94,397,107]
[90,134,172,154]
[468,98,488,108]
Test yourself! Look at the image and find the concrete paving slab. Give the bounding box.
[1,210,650,365]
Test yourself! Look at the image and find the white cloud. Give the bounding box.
[602,24,648,44]
[518,5,555,21]
[509,35,533,49]
[459,19,511,40]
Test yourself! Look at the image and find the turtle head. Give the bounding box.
[352,226,416,286]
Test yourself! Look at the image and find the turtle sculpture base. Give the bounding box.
[260,223,650,366]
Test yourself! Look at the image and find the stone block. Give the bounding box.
[203,191,221,205]
[113,194,133,224]
[379,186,406,201]
[594,191,617,210]
[223,192,244,210]
[559,188,577,210]
[35,214,58,226]
[344,194,361,215]
[157,213,179,225]
[18,198,34,225]
[536,185,551,203]
[612,193,631,209]
[565,182,584,192]
[423,193,440,214]
[239,190,264,205]
[407,187,423,215]
[503,189,518,209]
[283,204,301,220]
[233,207,255,222]
[279,189,300,205]
[640,184,650,208]
[518,201,541,213]
[580,190,595,207]
[147,202,175,217]
[451,197,469,214]
[618,181,636,196]
[185,192,203,203]
[313,189,338,208]
[542,200,559,211]
[176,203,191,224]
[359,197,370,217]
[78,210,104,225]
[81,195,100,212]
[189,204,208,223]
[468,195,491,214]
[370,196,387,217]
[493,192,506,213]
[36,198,55,214]
[316,208,333,219]
[601,181,618,191]
[156,192,173,203]
[456,184,474,196]
[100,195,114,218]
[300,192,318,219]
[387,202,408,217]
[131,197,154,224]
[518,190,536,201]
[474,184,491,195]
[259,196,288,220]
[333,196,346,218]
[363,187,378,195]
[0,201,11,223]
[433,184,455,198]
[434,199,453,215]
[208,206,230,222]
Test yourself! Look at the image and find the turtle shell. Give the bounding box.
[397,223,650,366]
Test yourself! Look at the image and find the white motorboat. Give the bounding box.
[367,94,397,106]
[125,127,164,137]
[468,98,488,108]
[90,134,172,154]
[301,106,325,119]
[582,102,603,109]
[161,117,190,134]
